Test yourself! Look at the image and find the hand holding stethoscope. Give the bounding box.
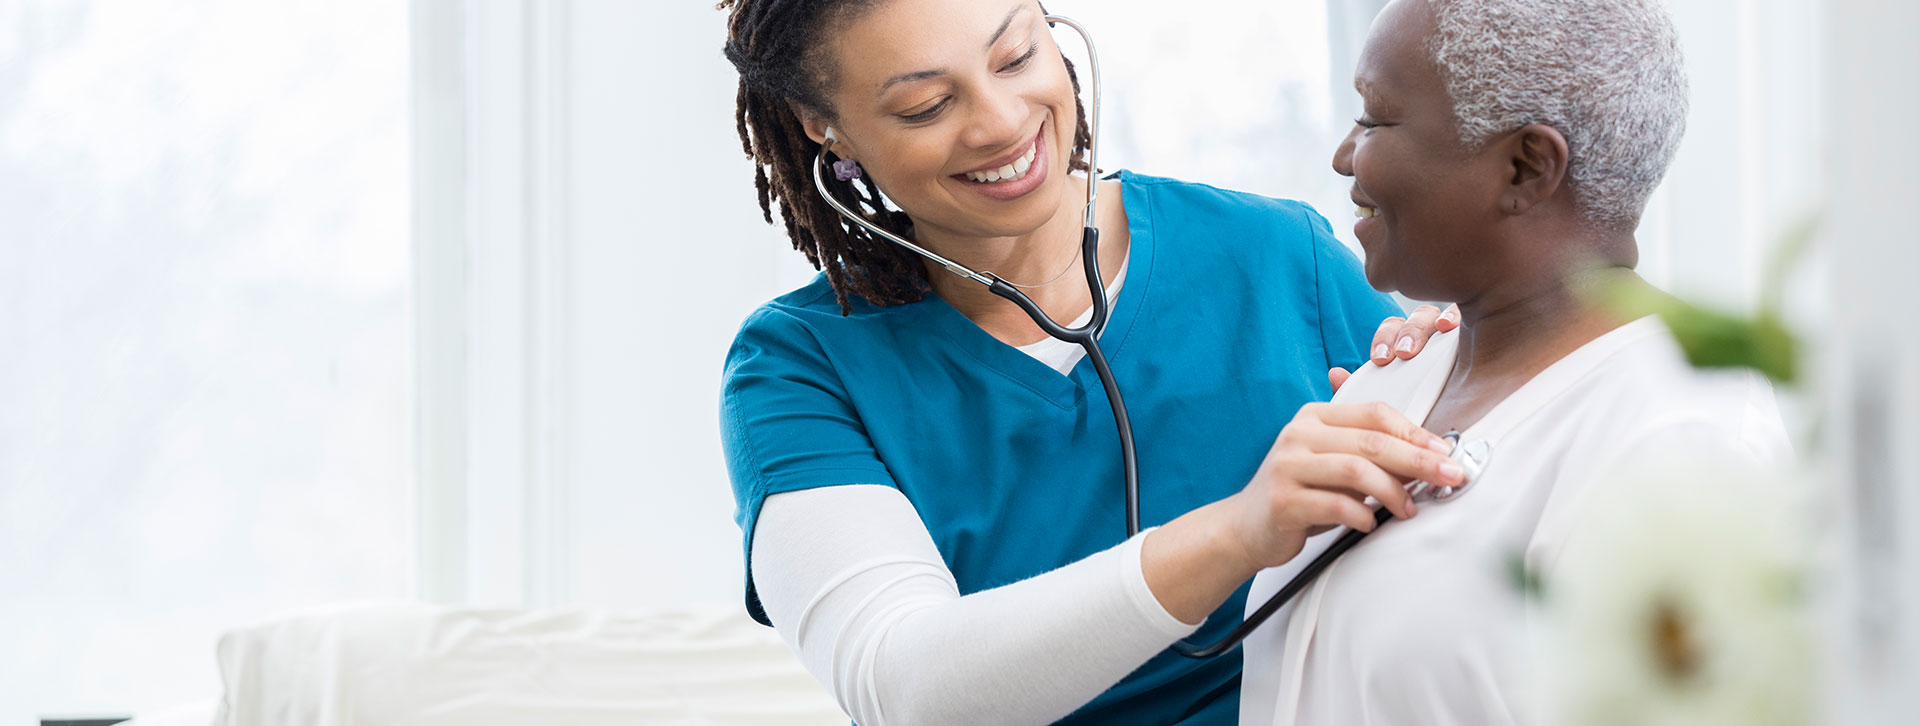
[1237,404,1463,568]
[1173,407,1490,657]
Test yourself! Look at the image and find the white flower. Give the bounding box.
[1540,440,1814,726]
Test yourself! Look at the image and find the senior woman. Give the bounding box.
[1239,1,1793,724]
[715,0,1475,723]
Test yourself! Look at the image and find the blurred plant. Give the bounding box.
[1597,212,1819,385]
[1541,447,1813,726]
[1535,214,1820,725]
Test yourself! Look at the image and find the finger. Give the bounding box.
[1310,401,1452,453]
[1282,487,1382,533]
[1435,304,1462,332]
[1368,317,1405,366]
[1297,422,1459,495]
[1328,367,1352,393]
[1393,305,1444,359]
[1287,451,1421,520]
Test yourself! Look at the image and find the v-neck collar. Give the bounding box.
[914,171,1156,408]
[1401,316,1669,446]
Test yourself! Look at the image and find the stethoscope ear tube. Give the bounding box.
[984,226,1137,537]
[985,228,1108,340]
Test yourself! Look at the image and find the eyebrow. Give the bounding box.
[877,4,1029,97]
[986,4,1025,51]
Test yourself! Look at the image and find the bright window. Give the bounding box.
[0,0,411,719]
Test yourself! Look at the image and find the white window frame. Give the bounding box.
[410,0,573,608]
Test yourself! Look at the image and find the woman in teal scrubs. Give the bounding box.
[717,1,1461,723]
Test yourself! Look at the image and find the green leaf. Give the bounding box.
[1596,280,1799,385]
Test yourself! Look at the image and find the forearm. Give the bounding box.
[753,486,1200,726]
[1140,493,1264,625]
[870,532,1199,725]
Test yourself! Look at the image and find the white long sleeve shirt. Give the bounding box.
[751,485,1197,726]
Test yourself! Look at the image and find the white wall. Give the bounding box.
[1821,1,1920,723]
[412,0,817,611]
[555,0,819,610]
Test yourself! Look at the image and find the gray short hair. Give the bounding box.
[1425,0,1688,228]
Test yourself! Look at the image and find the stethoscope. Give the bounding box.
[809,15,1488,660]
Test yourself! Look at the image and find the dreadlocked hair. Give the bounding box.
[719,0,1093,314]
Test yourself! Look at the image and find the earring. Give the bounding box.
[823,126,863,181]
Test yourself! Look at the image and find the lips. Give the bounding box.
[962,140,1037,183]
[953,125,1051,203]
[1350,189,1384,241]
[1351,190,1379,219]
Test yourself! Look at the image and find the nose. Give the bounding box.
[961,85,1029,152]
[1331,126,1359,178]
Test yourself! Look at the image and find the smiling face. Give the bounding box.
[1332,0,1514,301]
[805,0,1081,242]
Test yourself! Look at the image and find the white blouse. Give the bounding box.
[1241,317,1792,726]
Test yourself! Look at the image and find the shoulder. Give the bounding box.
[1118,170,1346,289]
[729,274,903,352]
[1332,328,1459,409]
[1119,170,1328,237]
[1582,319,1793,465]
[724,277,864,382]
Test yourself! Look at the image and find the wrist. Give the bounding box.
[1139,497,1269,624]
[1207,491,1268,576]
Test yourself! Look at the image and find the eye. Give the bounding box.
[1353,116,1382,129]
[1001,42,1040,73]
[899,98,950,124]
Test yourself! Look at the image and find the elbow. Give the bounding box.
[840,614,985,726]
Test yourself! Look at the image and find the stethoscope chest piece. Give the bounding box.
[1425,434,1493,502]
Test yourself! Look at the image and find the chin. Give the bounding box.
[1361,260,1400,294]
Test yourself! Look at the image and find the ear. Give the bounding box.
[793,104,858,163]
[1498,124,1570,216]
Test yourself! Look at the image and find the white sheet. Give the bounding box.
[213,602,846,726]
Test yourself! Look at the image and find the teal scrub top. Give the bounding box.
[720,171,1402,724]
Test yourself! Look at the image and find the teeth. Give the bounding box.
[966,141,1038,184]
[1355,207,1377,219]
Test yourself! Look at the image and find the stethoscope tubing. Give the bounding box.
[1170,506,1394,658]
[984,225,1139,536]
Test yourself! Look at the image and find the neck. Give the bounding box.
[1451,261,1638,378]
[1420,253,1641,435]
[920,174,1128,344]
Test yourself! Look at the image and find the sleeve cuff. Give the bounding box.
[1118,527,1205,638]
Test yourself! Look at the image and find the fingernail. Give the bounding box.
[1373,343,1390,361]
[1426,437,1453,455]
[1440,462,1465,484]
[1395,336,1415,355]
[1404,500,1418,518]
